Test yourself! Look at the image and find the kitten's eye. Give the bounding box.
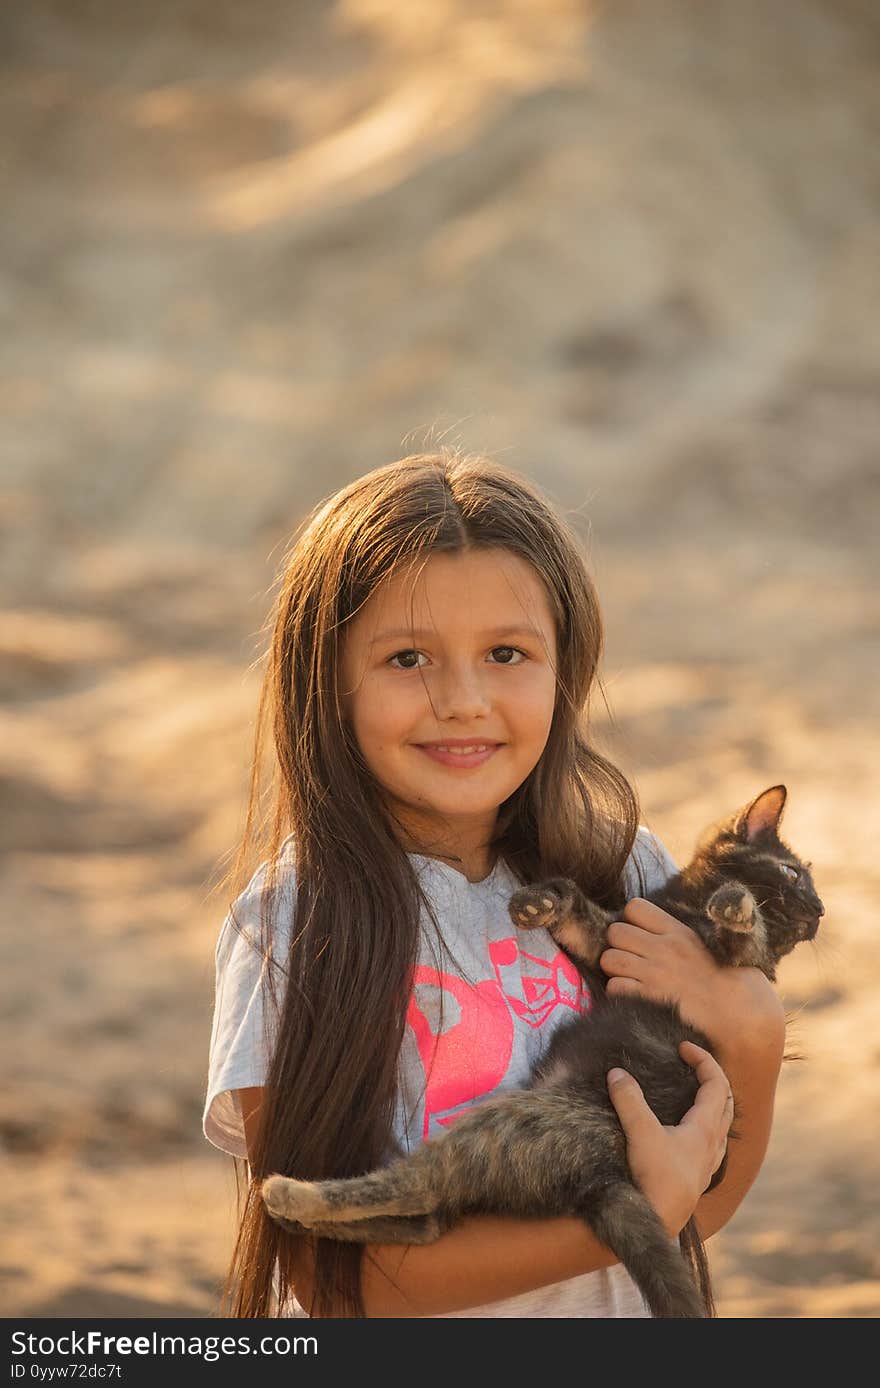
[779,864,800,881]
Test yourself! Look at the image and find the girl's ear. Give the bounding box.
[733,785,787,841]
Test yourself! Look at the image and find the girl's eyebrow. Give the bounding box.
[369,624,544,647]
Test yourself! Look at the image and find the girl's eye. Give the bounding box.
[387,646,527,670]
[388,649,426,670]
[490,646,526,665]
[779,864,800,881]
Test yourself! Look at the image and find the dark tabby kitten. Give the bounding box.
[262,785,823,1318]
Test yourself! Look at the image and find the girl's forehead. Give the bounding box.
[358,550,555,632]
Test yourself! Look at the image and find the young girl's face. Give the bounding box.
[339,548,558,861]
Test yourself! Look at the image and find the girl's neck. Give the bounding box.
[396,831,497,884]
[433,847,497,883]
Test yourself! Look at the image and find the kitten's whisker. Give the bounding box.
[810,936,844,970]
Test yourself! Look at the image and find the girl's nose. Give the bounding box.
[433,668,492,720]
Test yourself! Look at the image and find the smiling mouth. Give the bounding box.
[414,743,503,767]
[417,743,501,754]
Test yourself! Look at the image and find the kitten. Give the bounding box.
[262,785,823,1318]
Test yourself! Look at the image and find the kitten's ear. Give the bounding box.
[734,785,787,841]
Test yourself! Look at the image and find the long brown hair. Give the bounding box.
[214,449,641,1317]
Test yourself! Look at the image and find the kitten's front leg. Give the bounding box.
[508,877,613,971]
[703,882,769,971]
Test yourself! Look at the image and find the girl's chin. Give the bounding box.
[389,777,506,807]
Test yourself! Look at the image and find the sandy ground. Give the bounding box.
[1,1,878,1318]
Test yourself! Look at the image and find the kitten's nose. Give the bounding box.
[817,901,825,917]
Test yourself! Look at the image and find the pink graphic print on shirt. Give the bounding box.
[406,940,592,1138]
[407,966,513,1140]
[488,937,591,1027]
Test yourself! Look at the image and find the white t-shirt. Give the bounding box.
[203,827,679,1318]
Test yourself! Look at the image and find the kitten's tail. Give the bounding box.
[586,1183,709,1318]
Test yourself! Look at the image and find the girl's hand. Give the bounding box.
[600,898,785,1057]
[607,1041,735,1237]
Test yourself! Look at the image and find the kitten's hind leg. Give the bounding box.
[261,1193,442,1245]
[508,878,612,970]
[262,1176,335,1228]
[261,1168,434,1229]
[307,1213,443,1245]
[704,883,767,968]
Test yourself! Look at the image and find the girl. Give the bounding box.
[203,450,784,1317]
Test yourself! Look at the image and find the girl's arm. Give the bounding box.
[599,898,787,1239]
[308,1213,618,1316]
[237,1041,732,1317]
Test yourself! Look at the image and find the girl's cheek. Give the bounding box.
[369,681,422,730]
[517,679,556,718]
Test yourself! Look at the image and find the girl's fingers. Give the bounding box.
[606,1068,659,1140]
[679,1040,729,1090]
[604,919,653,956]
[678,1042,735,1133]
[600,947,645,978]
[622,898,683,934]
[604,975,645,999]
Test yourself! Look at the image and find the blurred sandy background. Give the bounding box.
[2,0,878,1318]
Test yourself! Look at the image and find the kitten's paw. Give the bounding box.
[508,881,575,933]
[707,884,757,934]
[262,1175,329,1228]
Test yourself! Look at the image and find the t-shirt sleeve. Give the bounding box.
[623,824,680,898]
[202,858,297,1158]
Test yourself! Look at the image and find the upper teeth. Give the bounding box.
[433,745,490,754]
